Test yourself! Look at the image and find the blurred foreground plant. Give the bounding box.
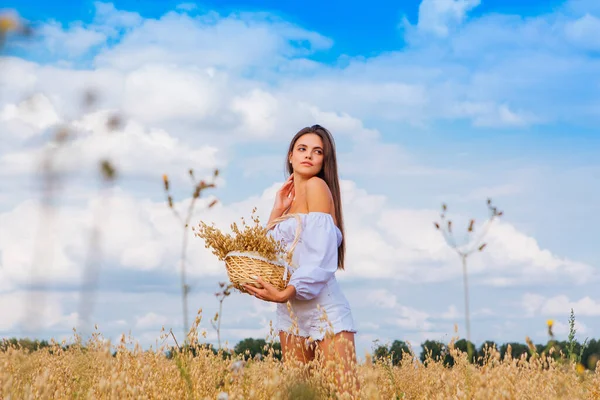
[163,169,219,342]
[25,90,123,337]
[0,11,32,49]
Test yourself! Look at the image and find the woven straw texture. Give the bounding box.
[224,213,302,294]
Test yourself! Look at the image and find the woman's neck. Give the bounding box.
[287,172,311,213]
[292,172,311,191]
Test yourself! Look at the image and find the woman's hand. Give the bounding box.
[273,175,295,213]
[243,276,296,303]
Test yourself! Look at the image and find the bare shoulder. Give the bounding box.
[305,177,333,213]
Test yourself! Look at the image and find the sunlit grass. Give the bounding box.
[2,330,599,399]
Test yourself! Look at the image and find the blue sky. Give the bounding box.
[1,0,599,358]
[7,0,557,57]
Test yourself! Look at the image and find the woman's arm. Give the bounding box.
[285,177,338,300]
[267,205,286,228]
[267,175,295,229]
[244,177,336,302]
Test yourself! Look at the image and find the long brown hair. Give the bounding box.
[285,124,346,270]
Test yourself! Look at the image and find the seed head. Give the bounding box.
[468,219,475,232]
[100,160,117,181]
[0,16,18,32]
[106,114,122,131]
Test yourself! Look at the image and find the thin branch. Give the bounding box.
[170,329,181,351]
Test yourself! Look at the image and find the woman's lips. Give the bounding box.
[301,162,313,166]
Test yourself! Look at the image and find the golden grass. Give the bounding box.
[194,208,286,262]
[2,332,599,400]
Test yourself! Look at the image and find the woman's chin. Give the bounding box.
[293,170,318,179]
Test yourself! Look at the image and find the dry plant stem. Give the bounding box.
[25,143,63,337]
[179,221,191,343]
[170,329,181,351]
[77,184,113,334]
[164,170,218,343]
[211,284,233,349]
[215,297,223,349]
[461,254,471,352]
[179,183,204,339]
[434,199,503,363]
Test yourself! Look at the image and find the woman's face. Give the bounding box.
[289,133,324,177]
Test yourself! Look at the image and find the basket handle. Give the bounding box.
[266,213,303,266]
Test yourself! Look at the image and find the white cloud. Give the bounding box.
[366,289,398,309]
[0,291,78,332]
[93,12,332,71]
[416,0,481,37]
[3,176,588,297]
[451,102,541,128]
[231,89,280,138]
[93,1,143,32]
[388,306,433,331]
[122,65,226,124]
[0,110,222,180]
[565,13,600,50]
[565,0,600,17]
[523,294,600,317]
[523,294,600,316]
[464,184,522,202]
[0,93,61,134]
[552,320,588,336]
[135,312,169,329]
[38,21,107,57]
[441,305,460,320]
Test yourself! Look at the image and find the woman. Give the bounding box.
[243,125,358,390]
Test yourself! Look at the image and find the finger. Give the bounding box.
[244,285,259,295]
[248,281,266,294]
[280,181,293,191]
[281,177,293,186]
[255,276,274,292]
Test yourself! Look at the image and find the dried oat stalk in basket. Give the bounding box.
[194,207,286,262]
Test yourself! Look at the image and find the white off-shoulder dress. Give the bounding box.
[269,212,357,341]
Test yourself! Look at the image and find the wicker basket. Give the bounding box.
[224,213,302,294]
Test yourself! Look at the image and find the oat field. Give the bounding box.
[2,333,599,400]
